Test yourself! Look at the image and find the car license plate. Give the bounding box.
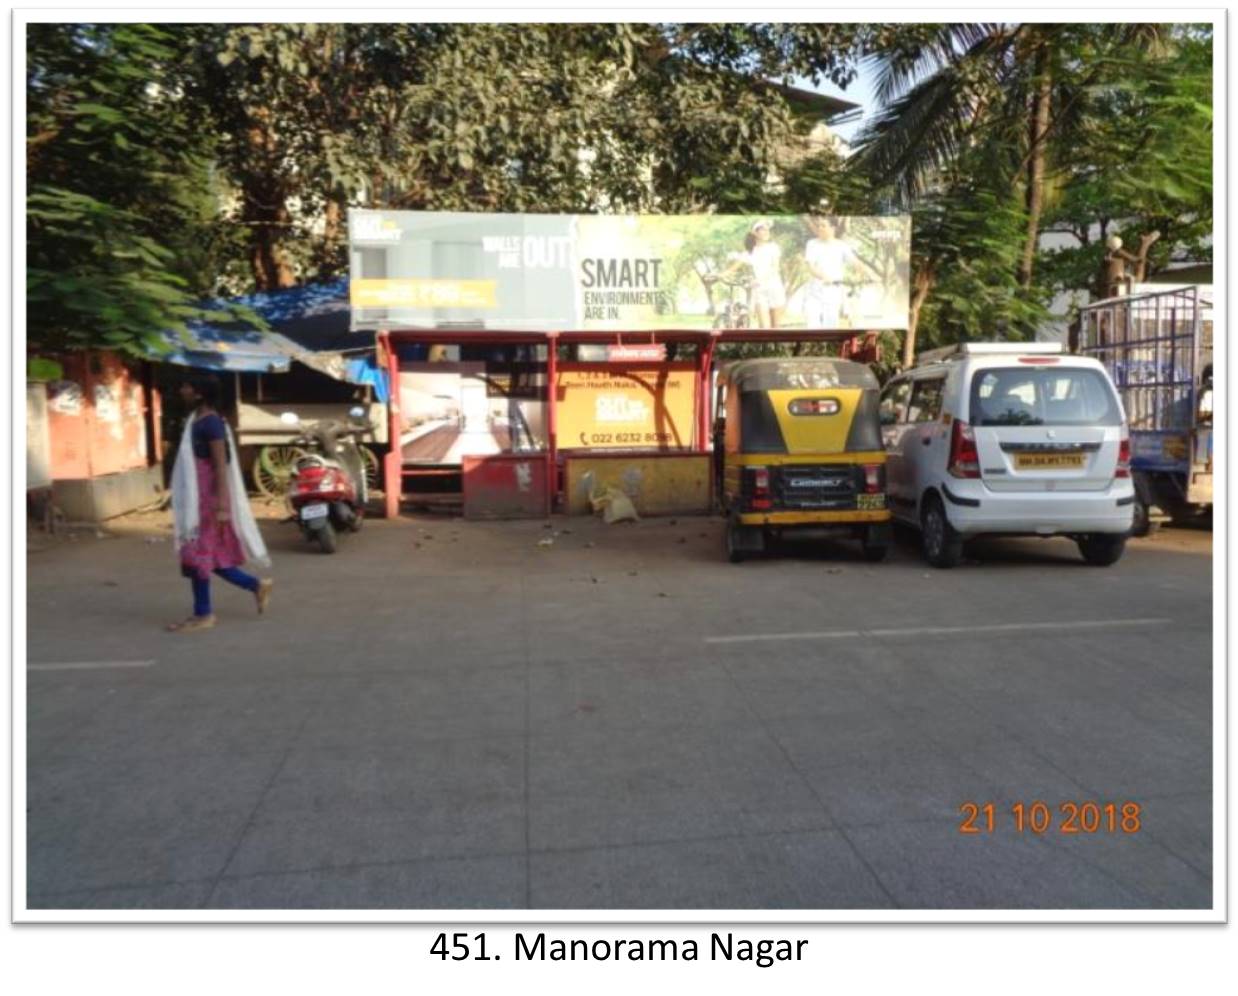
[1014,452,1085,470]
[856,493,886,510]
[300,502,329,521]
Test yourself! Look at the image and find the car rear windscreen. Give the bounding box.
[969,367,1122,427]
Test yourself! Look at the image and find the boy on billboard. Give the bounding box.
[803,216,881,329]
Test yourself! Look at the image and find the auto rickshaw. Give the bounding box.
[714,358,891,562]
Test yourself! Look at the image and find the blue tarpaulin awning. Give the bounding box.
[155,279,389,400]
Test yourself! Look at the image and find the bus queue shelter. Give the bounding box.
[376,327,881,519]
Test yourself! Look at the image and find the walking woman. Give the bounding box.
[167,376,273,632]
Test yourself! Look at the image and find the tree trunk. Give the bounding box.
[319,195,347,279]
[1018,44,1052,289]
[903,267,934,368]
[243,119,297,291]
[245,193,297,291]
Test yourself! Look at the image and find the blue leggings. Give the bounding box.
[191,567,259,617]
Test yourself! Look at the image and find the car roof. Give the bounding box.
[893,354,1107,380]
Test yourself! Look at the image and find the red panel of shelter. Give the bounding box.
[461,453,551,520]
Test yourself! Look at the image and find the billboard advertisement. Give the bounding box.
[396,362,696,464]
[556,366,696,450]
[398,362,545,464]
[351,211,911,332]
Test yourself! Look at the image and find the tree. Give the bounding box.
[1037,26,1212,299]
[851,22,1192,363]
[26,23,246,355]
[854,23,1169,289]
[185,23,870,289]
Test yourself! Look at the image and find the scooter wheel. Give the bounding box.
[317,521,338,554]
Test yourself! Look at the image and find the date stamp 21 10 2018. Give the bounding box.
[958,801,1143,835]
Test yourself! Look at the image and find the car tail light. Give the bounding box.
[1116,427,1131,478]
[863,464,881,493]
[1018,356,1059,364]
[747,466,772,510]
[948,420,980,479]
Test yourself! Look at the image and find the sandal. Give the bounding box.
[166,614,216,633]
[255,578,274,615]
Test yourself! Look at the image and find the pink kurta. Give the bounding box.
[179,457,246,580]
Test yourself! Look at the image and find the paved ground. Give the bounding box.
[24,508,1213,910]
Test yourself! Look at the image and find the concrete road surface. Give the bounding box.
[23,511,1213,911]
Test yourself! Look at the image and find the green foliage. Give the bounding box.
[26,23,263,355]
[1038,25,1213,297]
[25,20,1210,370]
[909,175,1049,349]
[27,356,63,381]
[183,23,872,287]
[851,22,1209,362]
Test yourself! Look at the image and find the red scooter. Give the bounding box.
[281,409,368,554]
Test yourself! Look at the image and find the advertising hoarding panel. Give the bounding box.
[351,211,911,332]
[556,366,696,451]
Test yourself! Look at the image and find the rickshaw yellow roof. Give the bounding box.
[720,357,879,391]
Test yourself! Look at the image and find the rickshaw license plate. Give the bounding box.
[300,503,329,521]
[1014,452,1085,470]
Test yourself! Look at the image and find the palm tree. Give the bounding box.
[852,23,1168,363]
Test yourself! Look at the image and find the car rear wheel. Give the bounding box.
[1078,534,1126,566]
[921,494,963,569]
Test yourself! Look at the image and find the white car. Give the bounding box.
[879,343,1135,567]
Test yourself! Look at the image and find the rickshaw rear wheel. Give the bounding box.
[861,525,890,562]
[861,540,888,562]
[726,521,745,563]
[725,519,764,563]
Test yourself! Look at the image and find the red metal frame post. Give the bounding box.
[695,332,717,453]
[380,331,402,519]
[546,332,559,514]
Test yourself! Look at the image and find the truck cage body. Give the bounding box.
[1077,285,1213,480]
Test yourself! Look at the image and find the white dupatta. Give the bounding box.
[170,412,270,568]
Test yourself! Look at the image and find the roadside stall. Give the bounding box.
[157,279,389,497]
[348,209,911,519]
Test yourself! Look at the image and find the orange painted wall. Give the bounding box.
[45,352,155,480]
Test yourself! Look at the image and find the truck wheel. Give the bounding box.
[1078,534,1126,566]
[921,494,963,569]
[1131,495,1154,537]
[1130,474,1161,537]
[316,521,338,554]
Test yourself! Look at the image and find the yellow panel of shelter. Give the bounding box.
[565,455,711,516]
